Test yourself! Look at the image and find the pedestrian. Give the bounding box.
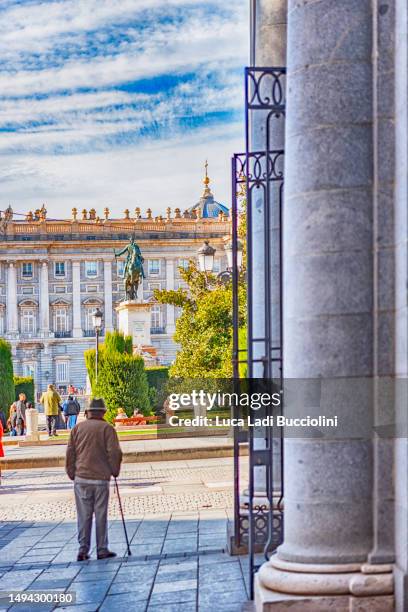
[7,403,17,436]
[65,398,122,562]
[40,384,62,437]
[11,393,27,436]
[62,395,80,430]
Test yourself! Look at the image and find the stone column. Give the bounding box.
[72,261,82,338]
[104,260,113,332]
[6,261,18,335]
[165,258,176,334]
[394,1,408,609]
[39,261,50,335]
[244,0,287,525]
[255,0,393,609]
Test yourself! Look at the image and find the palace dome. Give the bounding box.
[187,162,229,219]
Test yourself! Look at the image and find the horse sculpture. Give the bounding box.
[114,237,145,300]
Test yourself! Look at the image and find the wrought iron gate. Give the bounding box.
[231,66,286,597]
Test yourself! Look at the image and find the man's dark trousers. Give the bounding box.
[47,415,57,435]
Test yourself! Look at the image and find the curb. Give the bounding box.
[0,444,248,470]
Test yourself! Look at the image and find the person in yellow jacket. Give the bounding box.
[40,384,62,437]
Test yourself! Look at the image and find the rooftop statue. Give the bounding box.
[114,236,145,301]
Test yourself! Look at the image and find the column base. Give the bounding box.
[25,434,40,442]
[255,558,394,612]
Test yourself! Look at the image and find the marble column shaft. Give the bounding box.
[72,261,82,337]
[104,260,113,331]
[6,262,18,333]
[249,0,287,498]
[39,262,50,333]
[280,0,374,564]
[165,259,176,333]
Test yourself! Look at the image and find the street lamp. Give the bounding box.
[224,238,243,272]
[92,308,103,382]
[197,240,216,273]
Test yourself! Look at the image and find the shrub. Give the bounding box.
[145,366,169,410]
[0,339,15,416]
[14,376,35,404]
[84,330,151,423]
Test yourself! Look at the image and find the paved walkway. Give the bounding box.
[1,437,242,469]
[0,458,253,611]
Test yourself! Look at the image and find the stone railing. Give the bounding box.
[3,215,231,240]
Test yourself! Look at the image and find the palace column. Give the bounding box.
[243,0,287,525]
[104,260,113,332]
[394,1,408,609]
[255,0,393,609]
[39,261,50,336]
[6,261,18,336]
[72,261,82,338]
[165,258,176,334]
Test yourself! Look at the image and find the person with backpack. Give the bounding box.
[63,395,81,429]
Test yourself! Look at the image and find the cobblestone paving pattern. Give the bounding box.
[0,458,254,611]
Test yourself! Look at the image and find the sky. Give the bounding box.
[0,0,248,219]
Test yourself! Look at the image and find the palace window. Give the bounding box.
[22,262,33,278]
[21,308,36,334]
[151,304,162,329]
[85,261,98,277]
[22,363,35,379]
[117,260,125,276]
[178,259,190,271]
[55,262,65,277]
[56,360,69,383]
[0,311,4,335]
[148,259,160,275]
[54,308,68,333]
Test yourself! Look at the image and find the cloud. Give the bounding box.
[0,0,248,214]
[0,122,244,217]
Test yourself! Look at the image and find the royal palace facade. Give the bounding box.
[0,174,230,397]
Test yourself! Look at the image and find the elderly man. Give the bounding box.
[65,398,122,561]
[40,384,61,437]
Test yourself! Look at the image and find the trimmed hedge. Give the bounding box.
[14,376,35,404]
[146,366,170,410]
[84,331,151,423]
[0,339,14,416]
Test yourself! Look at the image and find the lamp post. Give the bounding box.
[197,239,243,284]
[92,308,103,382]
[197,240,216,273]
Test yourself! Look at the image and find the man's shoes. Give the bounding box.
[97,551,117,560]
[77,552,90,562]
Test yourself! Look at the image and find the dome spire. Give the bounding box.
[203,160,212,197]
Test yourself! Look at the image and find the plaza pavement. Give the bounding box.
[0,458,255,611]
[1,437,243,470]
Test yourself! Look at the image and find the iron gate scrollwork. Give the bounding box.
[231,66,286,597]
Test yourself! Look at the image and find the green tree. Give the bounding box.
[154,261,246,378]
[0,339,15,416]
[84,330,151,422]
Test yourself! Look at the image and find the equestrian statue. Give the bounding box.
[114,237,145,300]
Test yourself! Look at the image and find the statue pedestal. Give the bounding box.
[116,300,152,346]
[116,300,159,365]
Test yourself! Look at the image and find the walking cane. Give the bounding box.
[114,477,132,557]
